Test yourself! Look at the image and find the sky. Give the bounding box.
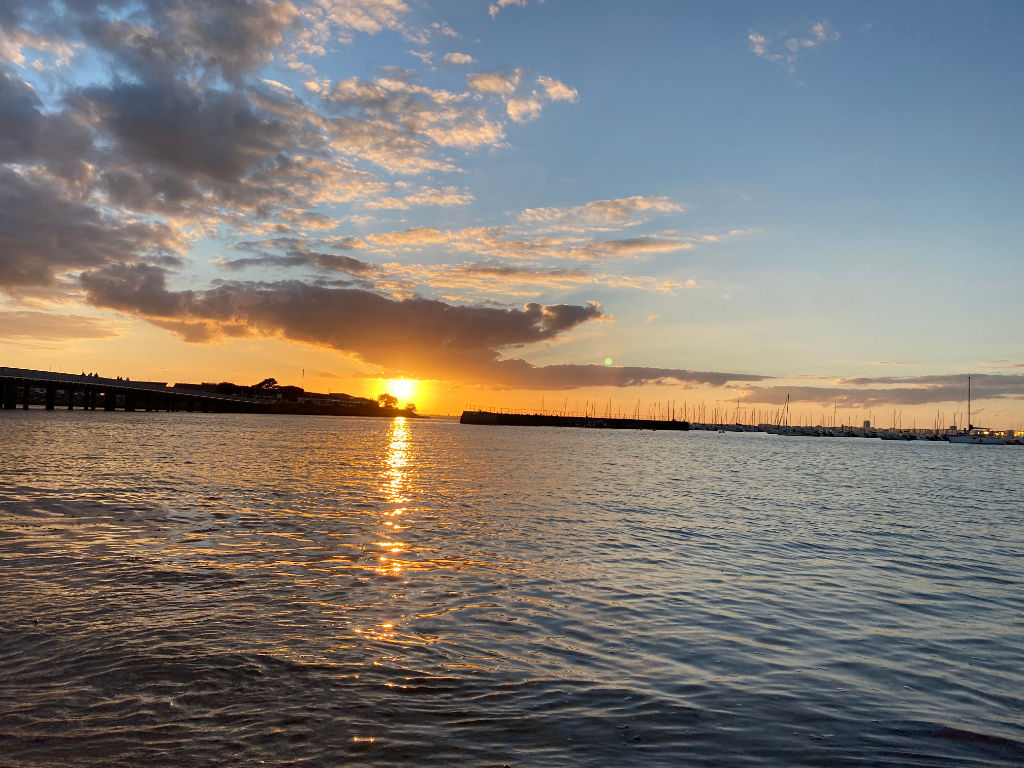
[1,0,1023,424]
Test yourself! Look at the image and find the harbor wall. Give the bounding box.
[460,410,690,431]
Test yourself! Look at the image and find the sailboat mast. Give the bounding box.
[968,375,971,430]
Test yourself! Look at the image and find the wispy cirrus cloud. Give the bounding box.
[217,232,691,301]
[518,195,683,231]
[749,20,839,73]
[362,224,695,261]
[362,185,474,209]
[0,310,121,340]
[983,359,1024,369]
[381,262,684,296]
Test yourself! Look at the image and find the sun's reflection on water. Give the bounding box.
[375,417,412,579]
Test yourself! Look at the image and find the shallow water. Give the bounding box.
[1,411,1022,766]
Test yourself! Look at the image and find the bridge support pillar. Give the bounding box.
[45,384,55,410]
[66,386,74,410]
[124,391,136,412]
[22,381,30,409]
[104,390,116,411]
[2,380,16,409]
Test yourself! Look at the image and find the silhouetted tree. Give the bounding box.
[215,381,244,395]
[377,393,398,408]
[247,377,279,397]
[277,385,304,401]
[405,403,416,413]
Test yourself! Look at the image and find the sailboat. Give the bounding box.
[947,376,1021,444]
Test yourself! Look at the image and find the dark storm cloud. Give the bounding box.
[738,374,1024,407]
[0,169,182,288]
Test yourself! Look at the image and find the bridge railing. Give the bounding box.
[0,367,271,404]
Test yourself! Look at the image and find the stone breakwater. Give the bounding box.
[460,409,690,431]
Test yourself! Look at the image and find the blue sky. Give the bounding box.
[1,0,1022,420]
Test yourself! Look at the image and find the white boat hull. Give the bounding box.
[948,434,1017,445]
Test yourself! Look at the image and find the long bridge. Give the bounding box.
[0,367,270,412]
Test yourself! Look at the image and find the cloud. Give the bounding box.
[0,68,92,171]
[361,223,695,261]
[383,262,683,296]
[407,49,433,66]
[366,226,450,247]
[467,67,578,123]
[0,310,120,340]
[467,69,522,97]
[78,262,614,381]
[0,23,78,70]
[0,168,184,288]
[221,240,379,276]
[489,0,527,19]
[2,0,692,394]
[77,261,762,389]
[506,94,542,122]
[518,195,684,231]
[364,184,474,208]
[482,363,767,390]
[314,73,508,171]
[1,0,588,310]
[442,52,474,66]
[73,0,300,85]
[535,75,578,103]
[290,0,417,55]
[749,20,839,73]
[75,82,299,185]
[738,374,1024,407]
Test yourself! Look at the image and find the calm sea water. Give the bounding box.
[1,411,1022,767]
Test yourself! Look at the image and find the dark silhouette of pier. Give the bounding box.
[0,367,268,413]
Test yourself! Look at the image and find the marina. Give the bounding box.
[461,408,1023,443]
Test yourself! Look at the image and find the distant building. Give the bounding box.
[863,420,871,430]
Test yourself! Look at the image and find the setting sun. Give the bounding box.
[385,379,417,401]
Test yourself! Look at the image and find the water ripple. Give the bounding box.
[1,412,1022,766]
